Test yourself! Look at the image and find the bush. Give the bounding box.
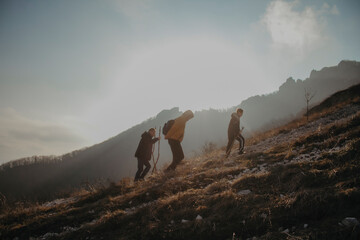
[202,142,217,155]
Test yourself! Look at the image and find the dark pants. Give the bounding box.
[166,139,184,171]
[226,133,245,156]
[135,158,151,181]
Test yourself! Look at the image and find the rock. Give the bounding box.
[341,217,359,227]
[63,226,78,232]
[89,219,98,225]
[304,224,308,229]
[196,215,203,221]
[181,219,189,223]
[237,190,251,195]
[282,229,290,234]
[41,233,59,238]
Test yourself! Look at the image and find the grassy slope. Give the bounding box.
[1,97,360,240]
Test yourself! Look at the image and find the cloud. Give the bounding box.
[330,5,339,16]
[0,108,87,164]
[262,0,326,53]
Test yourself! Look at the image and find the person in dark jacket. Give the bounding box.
[225,108,244,158]
[134,128,160,181]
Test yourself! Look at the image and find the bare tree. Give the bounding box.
[305,88,316,122]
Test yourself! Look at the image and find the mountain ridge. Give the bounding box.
[1,80,359,239]
[1,60,359,202]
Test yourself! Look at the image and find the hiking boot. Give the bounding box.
[164,166,175,173]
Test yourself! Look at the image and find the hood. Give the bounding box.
[231,112,240,120]
[181,110,194,121]
[141,131,150,138]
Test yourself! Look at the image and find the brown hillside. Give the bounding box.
[0,89,360,240]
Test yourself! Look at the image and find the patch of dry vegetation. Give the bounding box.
[1,100,360,240]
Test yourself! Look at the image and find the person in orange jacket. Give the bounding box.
[164,110,194,171]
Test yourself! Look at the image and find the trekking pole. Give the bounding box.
[152,126,161,173]
[151,144,155,167]
[151,127,156,167]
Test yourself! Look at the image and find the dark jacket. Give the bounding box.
[228,112,240,137]
[135,132,159,161]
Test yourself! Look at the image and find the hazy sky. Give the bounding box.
[1,0,359,163]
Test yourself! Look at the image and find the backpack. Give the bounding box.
[162,119,175,135]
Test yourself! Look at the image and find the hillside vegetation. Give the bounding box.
[1,85,360,240]
[1,61,359,203]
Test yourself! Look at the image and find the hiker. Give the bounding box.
[134,128,160,181]
[164,110,194,171]
[225,108,245,157]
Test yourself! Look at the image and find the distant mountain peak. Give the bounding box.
[156,107,181,119]
[1,60,359,202]
[338,59,360,67]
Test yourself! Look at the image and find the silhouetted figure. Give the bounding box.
[226,108,245,157]
[134,128,160,181]
[164,110,194,171]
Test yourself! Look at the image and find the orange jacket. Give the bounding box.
[165,110,194,142]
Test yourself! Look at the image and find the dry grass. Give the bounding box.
[1,100,360,239]
[247,94,360,148]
